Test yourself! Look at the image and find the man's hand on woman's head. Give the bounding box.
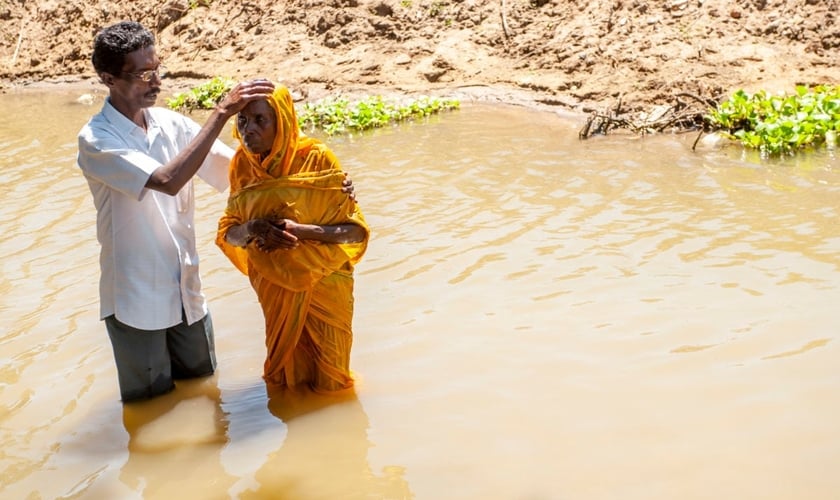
[216,79,275,118]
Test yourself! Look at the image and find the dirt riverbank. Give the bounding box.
[1,0,836,119]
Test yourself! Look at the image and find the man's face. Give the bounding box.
[237,99,277,156]
[107,45,162,111]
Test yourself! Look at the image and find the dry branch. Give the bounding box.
[10,18,25,66]
[500,0,511,39]
[579,91,718,139]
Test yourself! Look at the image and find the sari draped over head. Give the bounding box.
[216,85,369,392]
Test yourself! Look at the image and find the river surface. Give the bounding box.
[1,87,839,500]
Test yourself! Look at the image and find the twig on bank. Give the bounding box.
[500,0,511,39]
[578,115,592,140]
[675,91,719,109]
[579,91,716,140]
[11,18,25,66]
[603,95,622,135]
[691,129,703,151]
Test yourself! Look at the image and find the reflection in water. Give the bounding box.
[119,376,237,499]
[240,388,412,499]
[115,376,413,499]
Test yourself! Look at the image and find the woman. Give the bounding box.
[216,85,369,393]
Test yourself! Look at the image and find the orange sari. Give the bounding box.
[216,86,369,392]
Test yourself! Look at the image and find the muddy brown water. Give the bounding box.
[1,88,839,500]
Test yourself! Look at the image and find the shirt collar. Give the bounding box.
[102,98,158,140]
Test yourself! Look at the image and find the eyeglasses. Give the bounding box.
[120,65,167,83]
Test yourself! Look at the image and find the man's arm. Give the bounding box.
[146,79,274,196]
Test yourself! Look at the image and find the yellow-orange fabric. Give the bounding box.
[216,86,369,392]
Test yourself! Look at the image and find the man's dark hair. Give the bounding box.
[91,21,155,76]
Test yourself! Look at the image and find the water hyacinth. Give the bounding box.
[166,77,460,136]
[706,85,840,157]
[297,95,460,136]
[166,76,236,112]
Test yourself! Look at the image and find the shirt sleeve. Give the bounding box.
[174,112,233,193]
[198,139,234,193]
[77,126,159,202]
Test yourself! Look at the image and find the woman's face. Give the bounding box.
[237,99,277,156]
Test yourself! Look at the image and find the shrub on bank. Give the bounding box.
[297,95,460,135]
[166,77,460,135]
[166,76,235,113]
[706,85,839,157]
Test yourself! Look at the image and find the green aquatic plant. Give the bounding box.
[166,78,460,134]
[706,85,840,156]
[166,76,235,112]
[297,95,460,135]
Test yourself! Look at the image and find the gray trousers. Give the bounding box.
[105,312,216,402]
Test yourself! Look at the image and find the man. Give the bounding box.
[76,20,276,402]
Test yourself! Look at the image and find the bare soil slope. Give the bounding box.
[1,0,837,115]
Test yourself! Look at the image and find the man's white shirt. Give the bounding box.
[78,98,233,330]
